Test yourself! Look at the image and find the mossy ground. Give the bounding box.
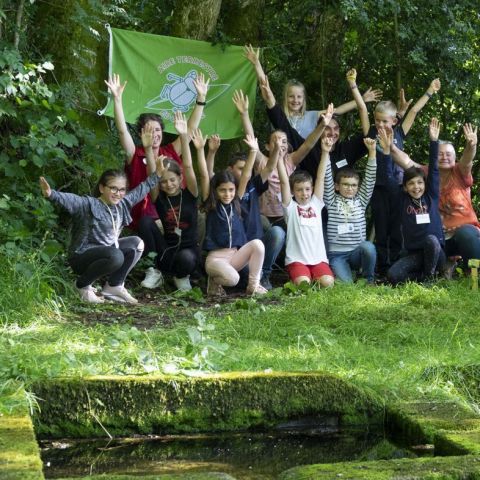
[0,407,43,480]
[4,279,480,477]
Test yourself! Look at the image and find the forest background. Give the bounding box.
[0,0,479,295]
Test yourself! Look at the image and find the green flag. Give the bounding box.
[99,27,257,139]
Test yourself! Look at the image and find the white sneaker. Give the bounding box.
[141,267,164,289]
[77,285,105,304]
[102,283,138,304]
[173,275,192,291]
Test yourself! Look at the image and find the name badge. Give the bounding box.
[174,227,182,236]
[336,159,348,168]
[338,223,354,235]
[416,214,430,224]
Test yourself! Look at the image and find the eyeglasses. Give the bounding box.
[340,183,358,189]
[106,186,127,194]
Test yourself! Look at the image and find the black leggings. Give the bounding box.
[137,215,164,256]
[387,235,446,285]
[69,237,144,288]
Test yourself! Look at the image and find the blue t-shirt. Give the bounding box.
[203,202,247,251]
[241,175,269,241]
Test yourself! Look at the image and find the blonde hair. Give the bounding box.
[374,100,397,117]
[283,79,306,117]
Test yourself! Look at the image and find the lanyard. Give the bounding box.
[220,203,233,248]
[101,200,120,248]
[166,190,183,233]
[411,197,425,213]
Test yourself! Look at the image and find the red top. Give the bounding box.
[125,144,183,230]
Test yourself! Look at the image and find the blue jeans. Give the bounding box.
[328,241,377,283]
[445,224,480,267]
[262,225,286,276]
[387,235,446,285]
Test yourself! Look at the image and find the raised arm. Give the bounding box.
[169,72,210,156]
[314,137,333,200]
[142,123,157,175]
[206,134,221,179]
[388,124,421,169]
[377,127,396,188]
[401,78,441,135]
[397,88,413,121]
[191,128,210,202]
[174,111,197,197]
[39,176,51,198]
[290,103,334,166]
[346,68,370,136]
[104,73,136,161]
[459,123,478,176]
[260,135,280,182]
[238,134,259,199]
[232,89,254,138]
[233,88,267,168]
[244,44,267,85]
[329,87,382,116]
[259,75,277,109]
[277,146,291,208]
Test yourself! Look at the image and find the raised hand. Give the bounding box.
[191,128,207,150]
[463,123,478,148]
[346,68,357,83]
[363,87,383,103]
[156,155,168,177]
[173,111,188,135]
[104,73,126,99]
[243,44,260,66]
[429,78,441,93]
[259,76,275,107]
[363,137,377,154]
[141,123,154,149]
[193,71,210,99]
[39,177,51,198]
[321,136,334,153]
[320,103,334,126]
[429,117,440,141]
[232,89,249,114]
[208,134,221,153]
[397,88,413,117]
[243,134,259,152]
[378,126,393,152]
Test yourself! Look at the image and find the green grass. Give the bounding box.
[1,253,480,414]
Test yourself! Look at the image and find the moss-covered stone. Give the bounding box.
[278,455,480,479]
[32,372,381,438]
[0,407,44,480]
[386,401,480,455]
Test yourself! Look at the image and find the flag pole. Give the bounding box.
[97,24,113,116]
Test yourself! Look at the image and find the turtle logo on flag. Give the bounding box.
[145,69,229,115]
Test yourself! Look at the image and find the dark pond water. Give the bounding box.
[41,425,422,479]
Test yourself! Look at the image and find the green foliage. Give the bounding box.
[0,46,119,261]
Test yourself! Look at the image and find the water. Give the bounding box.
[41,425,419,479]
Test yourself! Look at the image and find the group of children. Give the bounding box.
[40,46,478,304]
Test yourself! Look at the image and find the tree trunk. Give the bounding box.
[170,0,222,40]
[14,0,25,49]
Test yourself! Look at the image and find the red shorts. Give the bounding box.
[286,261,333,282]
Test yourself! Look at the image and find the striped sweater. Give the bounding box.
[324,158,376,252]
